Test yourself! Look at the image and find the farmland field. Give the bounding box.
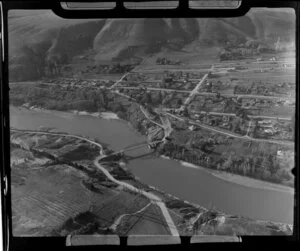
[10,131,156,236]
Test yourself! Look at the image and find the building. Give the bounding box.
[264,128,274,135]
[189,125,196,131]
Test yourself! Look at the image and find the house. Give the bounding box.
[22,103,30,108]
[258,120,272,125]
[189,125,196,131]
[276,150,293,160]
[264,128,274,135]
[222,115,229,122]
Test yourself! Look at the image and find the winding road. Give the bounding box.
[95,155,179,236]
[11,128,180,237]
[109,72,131,90]
[165,113,294,147]
[109,202,152,231]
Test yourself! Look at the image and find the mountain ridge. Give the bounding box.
[8,8,295,81]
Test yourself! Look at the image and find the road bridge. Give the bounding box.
[101,140,163,160]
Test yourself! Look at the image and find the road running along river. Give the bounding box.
[10,106,294,224]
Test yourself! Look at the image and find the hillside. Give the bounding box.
[8,8,295,81]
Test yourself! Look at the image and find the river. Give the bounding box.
[9,106,294,224]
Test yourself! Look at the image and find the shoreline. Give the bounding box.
[209,170,294,193]
[13,105,120,121]
[160,155,294,194]
[72,110,120,120]
[11,128,293,227]
[11,105,294,194]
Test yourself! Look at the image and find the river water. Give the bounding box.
[10,106,294,224]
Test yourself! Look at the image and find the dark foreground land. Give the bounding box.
[11,130,293,236]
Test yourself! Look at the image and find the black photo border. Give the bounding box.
[0,0,299,250]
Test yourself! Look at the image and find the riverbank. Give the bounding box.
[72,110,120,120]
[11,105,295,225]
[159,155,294,193]
[18,105,120,120]
[13,105,294,193]
[210,169,294,193]
[176,159,294,194]
[10,129,177,236]
[10,125,294,233]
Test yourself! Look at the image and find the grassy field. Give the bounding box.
[116,202,171,236]
[90,191,150,228]
[195,214,293,236]
[10,131,152,236]
[12,164,94,236]
[216,70,295,83]
[137,47,219,68]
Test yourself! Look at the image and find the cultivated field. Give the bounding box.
[10,131,160,236]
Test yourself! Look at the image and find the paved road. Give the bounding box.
[216,74,296,78]
[109,202,152,231]
[120,80,162,84]
[166,113,294,147]
[95,155,179,236]
[52,77,111,82]
[140,106,173,142]
[11,128,180,237]
[132,68,208,73]
[159,115,173,140]
[165,108,293,122]
[118,86,294,102]
[179,73,209,111]
[140,106,165,129]
[112,90,136,101]
[110,57,157,90]
[12,80,294,103]
[246,121,252,137]
[110,140,162,156]
[178,64,215,111]
[109,72,131,90]
[200,112,292,121]
[119,86,191,93]
[195,92,294,101]
[10,78,113,85]
[248,115,292,121]
[119,78,201,84]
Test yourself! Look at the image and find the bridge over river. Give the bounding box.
[100,140,163,161]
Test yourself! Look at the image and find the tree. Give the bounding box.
[221,154,233,171]
[268,155,280,176]
[182,107,189,118]
[157,91,163,105]
[141,92,152,105]
[291,114,295,138]
[260,156,273,179]
[231,118,239,133]
[177,99,183,107]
